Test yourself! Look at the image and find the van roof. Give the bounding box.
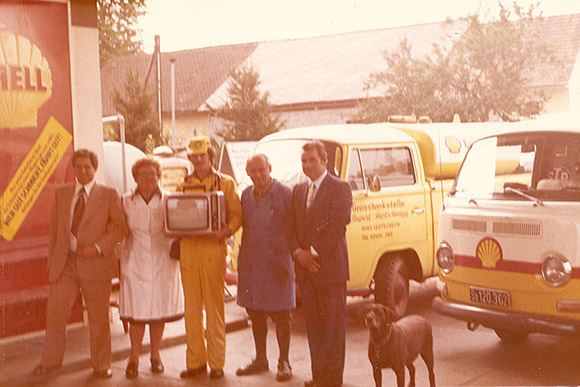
[259,123,415,145]
[509,114,580,133]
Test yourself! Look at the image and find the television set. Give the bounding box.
[163,192,226,236]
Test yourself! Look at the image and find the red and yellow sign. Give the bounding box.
[0,31,53,129]
[0,2,73,242]
[1,117,71,241]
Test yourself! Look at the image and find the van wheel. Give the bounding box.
[494,328,528,343]
[374,256,409,319]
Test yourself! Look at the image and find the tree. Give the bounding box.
[352,3,564,123]
[111,68,160,153]
[215,64,286,141]
[97,0,146,67]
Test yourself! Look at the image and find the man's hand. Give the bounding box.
[295,248,320,273]
[213,222,232,240]
[77,244,99,258]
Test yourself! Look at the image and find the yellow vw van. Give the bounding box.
[239,122,500,317]
[434,115,580,341]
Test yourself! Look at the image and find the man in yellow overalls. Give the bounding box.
[176,136,242,380]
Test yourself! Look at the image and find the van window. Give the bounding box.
[454,132,580,202]
[348,149,364,190]
[348,147,416,190]
[253,139,342,187]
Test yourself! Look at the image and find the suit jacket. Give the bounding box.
[290,173,353,285]
[48,182,127,282]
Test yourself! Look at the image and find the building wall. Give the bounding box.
[568,49,580,113]
[206,105,359,141]
[542,86,570,114]
[279,106,358,129]
[161,111,210,146]
[169,84,576,145]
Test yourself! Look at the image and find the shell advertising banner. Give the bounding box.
[0,2,73,244]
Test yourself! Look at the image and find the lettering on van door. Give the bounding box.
[347,146,418,242]
[352,199,408,240]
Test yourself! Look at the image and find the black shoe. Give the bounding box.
[93,369,113,379]
[180,364,207,378]
[276,361,292,381]
[150,358,164,374]
[236,359,269,376]
[210,368,224,379]
[125,361,138,379]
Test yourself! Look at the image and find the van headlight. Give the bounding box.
[542,254,572,287]
[437,242,454,274]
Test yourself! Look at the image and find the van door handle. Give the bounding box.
[412,208,425,214]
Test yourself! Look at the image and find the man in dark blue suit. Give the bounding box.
[290,140,353,387]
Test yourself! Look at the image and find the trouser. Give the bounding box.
[245,308,292,365]
[300,279,347,387]
[41,254,112,372]
[180,237,227,370]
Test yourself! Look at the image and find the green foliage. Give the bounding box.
[97,0,146,67]
[216,64,286,141]
[353,3,564,123]
[110,68,160,152]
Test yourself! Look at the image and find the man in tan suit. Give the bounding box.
[33,149,127,379]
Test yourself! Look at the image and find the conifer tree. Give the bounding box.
[110,69,160,153]
[216,64,285,141]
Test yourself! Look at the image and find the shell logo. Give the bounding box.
[445,135,461,154]
[476,237,503,268]
[0,31,52,129]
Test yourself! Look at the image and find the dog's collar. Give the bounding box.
[370,325,392,351]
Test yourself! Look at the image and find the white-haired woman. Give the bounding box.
[120,157,184,379]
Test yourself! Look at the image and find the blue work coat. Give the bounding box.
[236,179,296,311]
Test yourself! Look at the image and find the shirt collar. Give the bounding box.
[253,178,274,201]
[193,167,220,182]
[309,170,327,188]
[76,179,95,196]
[131,185,162,201]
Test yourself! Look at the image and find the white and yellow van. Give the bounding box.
[434,115,580,341]
[234,121,502,317]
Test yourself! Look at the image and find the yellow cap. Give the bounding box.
[187,136,211,154]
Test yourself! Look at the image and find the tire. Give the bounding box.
[494,328,529,343]
[374,256,409,318]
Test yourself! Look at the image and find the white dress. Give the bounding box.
[119,190,184,322]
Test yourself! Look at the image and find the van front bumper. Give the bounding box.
[432,296,580,335]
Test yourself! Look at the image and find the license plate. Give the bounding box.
[470,286,511,308]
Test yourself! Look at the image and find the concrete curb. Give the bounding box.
[5,315,249,387]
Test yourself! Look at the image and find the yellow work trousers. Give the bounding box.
[180,236,227,370]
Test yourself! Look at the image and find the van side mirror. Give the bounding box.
[367,175,381,192]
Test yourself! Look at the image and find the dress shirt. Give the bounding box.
[308,170,327,206]
[304,170,328,258]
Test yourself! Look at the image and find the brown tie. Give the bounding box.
[306,182,316,208]
[71,187,85,237]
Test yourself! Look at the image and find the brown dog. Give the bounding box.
[358,303,435,387]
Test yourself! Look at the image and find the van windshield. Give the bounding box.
[453,132,580,202]
[252,139,342,187]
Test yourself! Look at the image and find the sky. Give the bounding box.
[138,0,580,54]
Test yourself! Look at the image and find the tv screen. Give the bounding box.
[165,196,209,231]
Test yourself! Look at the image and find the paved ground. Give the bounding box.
[0,280,440,387]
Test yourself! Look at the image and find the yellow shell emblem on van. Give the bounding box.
[476,237,502,268]
[445,135,461,154]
